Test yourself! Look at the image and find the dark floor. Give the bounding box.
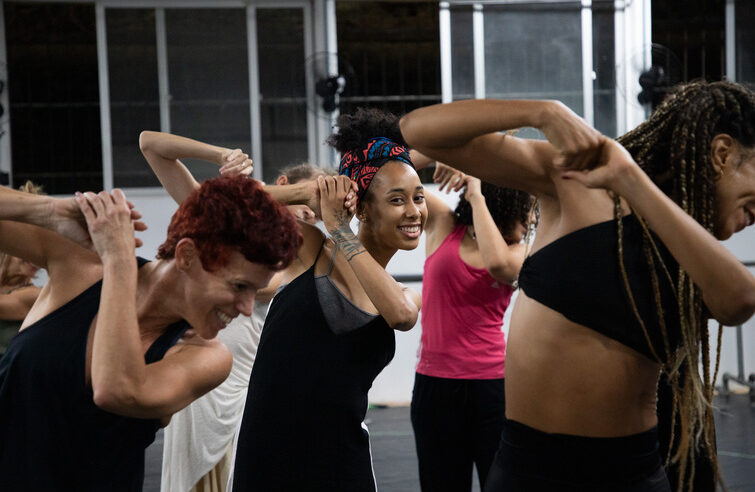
[145,394,755,491]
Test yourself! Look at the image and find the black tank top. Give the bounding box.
[0,258,188,491]
[233,246,395,491]
[518,215,680,361]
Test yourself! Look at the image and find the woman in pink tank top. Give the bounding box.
[410,157,534,491]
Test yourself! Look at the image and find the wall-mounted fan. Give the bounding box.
[617,43,683,111]
[305,52,358,118]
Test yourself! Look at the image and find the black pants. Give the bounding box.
[410,373,506,491]
[484,419,671,492]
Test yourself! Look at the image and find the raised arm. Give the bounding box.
[462,176,527,284]
[139,131,252,204]
[318,176,420,331]
[563,140,755,325]
[400,99,604,197]
[260,179,358,262]
[0,285,41,321]
[0,186,91,264]
[78,190,231,419]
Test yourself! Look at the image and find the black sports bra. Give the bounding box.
[517,214,680,361]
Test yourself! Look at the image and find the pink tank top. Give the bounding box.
[417,224,514,379]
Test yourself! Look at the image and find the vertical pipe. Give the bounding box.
[614,0,626,135]
[725,0,736,81]
[96,4,113,191]
[439,2,452,103]
[302,3,317,168]
[736,325,745,379]
[246,6,262,181]
[581,0,594,125]
[0,2,13,186]
[473,3,485,99]
[155,8,170,134]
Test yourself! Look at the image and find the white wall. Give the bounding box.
[121,187,179,260]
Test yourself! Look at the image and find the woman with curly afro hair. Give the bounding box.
[408,153,534,492]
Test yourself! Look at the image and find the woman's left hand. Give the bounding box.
[461,175,483,201]
[559,139,639,194]
[318,176,358,234]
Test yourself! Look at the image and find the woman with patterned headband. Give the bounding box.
[230,107,425,491]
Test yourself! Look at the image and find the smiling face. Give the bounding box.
[180,246,276,339]
[711,139,755,240]
[359,161,427,251]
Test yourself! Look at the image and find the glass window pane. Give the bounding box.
[736,1,755,85]
[451,6,474,101]
[256,8,309,183]
[7,3,101,194]
[107,9,160,188]
[335,1,441,182]
[483,3,583,140]
[593,3,617,137]
[166,9,250,182]
[335,2,441,115]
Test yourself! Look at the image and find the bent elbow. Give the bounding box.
[730,290,755,325]
[399,115,415,146]
[488,262,520,286]
[92,385,136,414]
[710,290,755,326]
[388,306,419,332]
[138,131,156,152]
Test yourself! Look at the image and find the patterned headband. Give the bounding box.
[338,137,414,204]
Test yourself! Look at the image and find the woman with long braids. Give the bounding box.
[401,80,755,491]
[409,158,533,491]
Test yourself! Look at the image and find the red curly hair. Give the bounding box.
[157,175,301,271]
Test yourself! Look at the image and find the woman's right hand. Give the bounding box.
[318,176,358,234]
[218,148,253,177]
[74,190,142,261]
[538,100,605,170]
[303,177,357,221]
[433,162,466,192]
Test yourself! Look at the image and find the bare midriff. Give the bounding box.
[505,290,661,437]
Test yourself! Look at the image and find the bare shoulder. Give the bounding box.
[424,191,456,233]
[164,329,233,380]
[23,252,105,328]
[296,220,327,266]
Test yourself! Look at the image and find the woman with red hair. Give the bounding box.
[0,175,300,490]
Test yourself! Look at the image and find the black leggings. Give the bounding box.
[484,419,671,492]
[411,373,506,491]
